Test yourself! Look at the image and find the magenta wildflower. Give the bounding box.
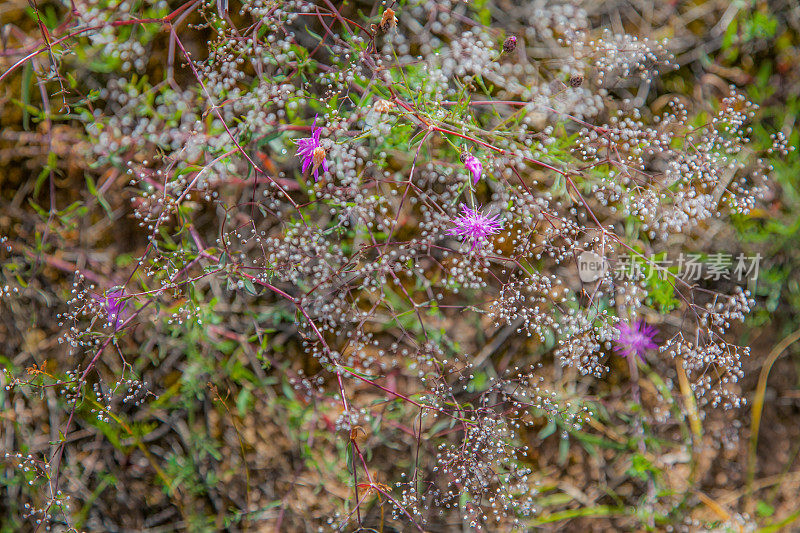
[294,115,329,181]
[463,154,483,185]
[101,288,129,330]
[447,204,502,252]
[614,320,658,362]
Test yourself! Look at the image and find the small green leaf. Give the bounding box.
[345,441,354,474]
[242,277,258,295]
[33,166,50,198]
[757,500,775,518]
[558,434,570,465]
[538,420,556,440]
[236,388,253,416]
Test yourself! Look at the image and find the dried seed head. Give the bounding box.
[379,8,397,32]
[502,35,517,53]
[373,99,394,113]
[312,146,326,171]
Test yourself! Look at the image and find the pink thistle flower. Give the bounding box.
[100,288,130,331]
[614,320,658,362]
[447,204,502,252]
[294,115,329,181]
[463,154,483,185]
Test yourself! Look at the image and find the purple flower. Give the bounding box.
[101,288,129,330]
[447,204,502,252]
[294,115,329,181]
[614,320,658,362]
[463,154,483,185]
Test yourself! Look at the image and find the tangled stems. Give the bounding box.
[0,0,781,529]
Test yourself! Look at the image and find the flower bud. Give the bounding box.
[502,35,517,54]
[463,154,483,185]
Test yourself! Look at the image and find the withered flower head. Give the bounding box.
[379,8,397,32]
[502,35,517,53]
[373,99,394,113]
[312,146,327,173]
